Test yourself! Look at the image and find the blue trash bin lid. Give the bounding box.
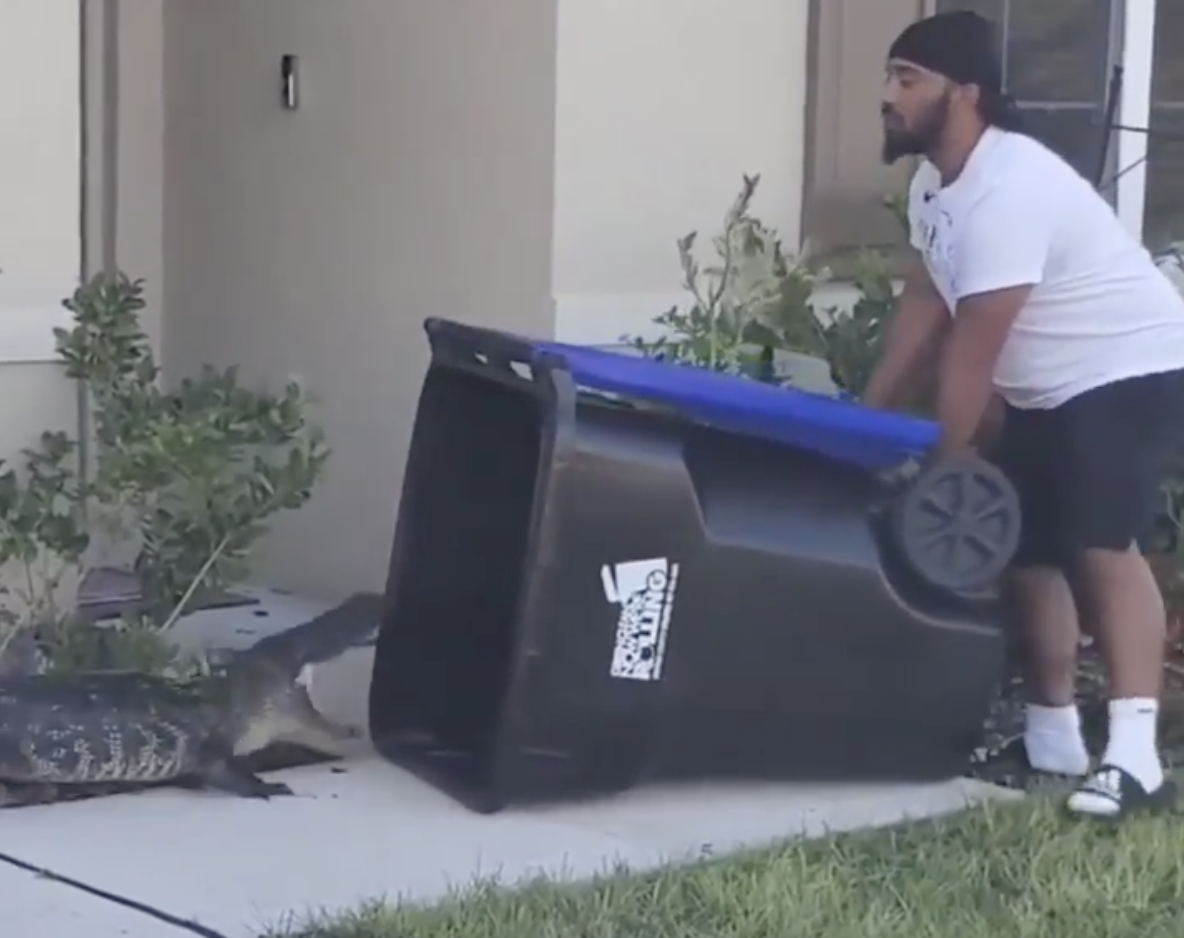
[534,341,939,471]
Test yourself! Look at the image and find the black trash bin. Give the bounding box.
[369,318,1017,814]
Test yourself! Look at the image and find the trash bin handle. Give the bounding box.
[423,317,559,383]
[421,318,581,500]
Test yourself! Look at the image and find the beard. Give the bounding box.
[881,93,951,164]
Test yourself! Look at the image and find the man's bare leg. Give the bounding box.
[1066,544,1166,813]
[1010,567,1090,775]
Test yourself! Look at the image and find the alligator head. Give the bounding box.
[212,592,384,757]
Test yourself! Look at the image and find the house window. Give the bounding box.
[1146,0,1184,247]
[799,0,1164,263]
[935,0,1118,184]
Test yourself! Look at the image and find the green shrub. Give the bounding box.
[622,174,828,381]
[624,175,900,397]
[0,273,330,676]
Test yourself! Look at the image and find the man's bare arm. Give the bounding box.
[935,284,1031,457]
[863,262,949,409]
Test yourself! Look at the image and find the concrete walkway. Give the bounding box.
[1,758,1010,937]
[0,591,1017,937]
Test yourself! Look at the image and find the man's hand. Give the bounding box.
[935,284,1031,456]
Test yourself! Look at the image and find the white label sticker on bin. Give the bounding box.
[602,557,680,682]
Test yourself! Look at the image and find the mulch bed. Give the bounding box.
[966,632,1184,792]
[964,548,1184,791]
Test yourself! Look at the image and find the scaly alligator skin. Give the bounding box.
[0,592,383,803]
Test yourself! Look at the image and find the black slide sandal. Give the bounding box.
[968,737,1088,791]
[1065,764,1178,821]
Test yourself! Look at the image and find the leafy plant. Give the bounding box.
[0,272,330,675]
[817,250,899,398]
[59,273,330,625]
[622,176,915,397]
[0,433,88,669]
[883,190,910,236]
[1150,247,1184,638]
[623,174,827,379]
[36,613,188,675]
[815,191,909,398]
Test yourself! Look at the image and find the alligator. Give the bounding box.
[0,592,383,805]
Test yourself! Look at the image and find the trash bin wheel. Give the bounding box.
[890,455,1020,594]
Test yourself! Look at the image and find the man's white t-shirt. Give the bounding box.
[908,127,1184,409]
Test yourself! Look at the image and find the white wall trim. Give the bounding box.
[0,1,84,367]
[1115,0,1156,238]
[0,306,74,364]
[553,292,687,345]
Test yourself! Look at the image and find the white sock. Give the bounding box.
[1100,698,1163,791]
[1066,698,1164,817]
[1023,703,1090,776]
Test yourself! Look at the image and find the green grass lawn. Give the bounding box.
[269,790,1184,938]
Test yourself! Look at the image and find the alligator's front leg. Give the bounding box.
[198,756,294,799]
[280,684,363,754]
[0,781,60,807]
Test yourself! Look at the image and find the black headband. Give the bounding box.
[888,11,1003,95]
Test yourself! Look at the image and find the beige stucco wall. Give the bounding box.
[157,0,558,599]
[0,0,82,455]
[115,1,166,350]
[0,1,81,321]
[0,1,85,620]
[552,0,810,344]
[0,0,162,505]
[94,0,812,600]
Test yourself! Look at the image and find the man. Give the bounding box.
[865,10,1184,819]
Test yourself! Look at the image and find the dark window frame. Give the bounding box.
[935,0,1123,191]
[1147,0,1184,247]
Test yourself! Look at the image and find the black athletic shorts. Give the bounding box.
[992,368,1184,569]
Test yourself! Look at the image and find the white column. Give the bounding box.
[1114,0,1157,239]
[0,0,80,362]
